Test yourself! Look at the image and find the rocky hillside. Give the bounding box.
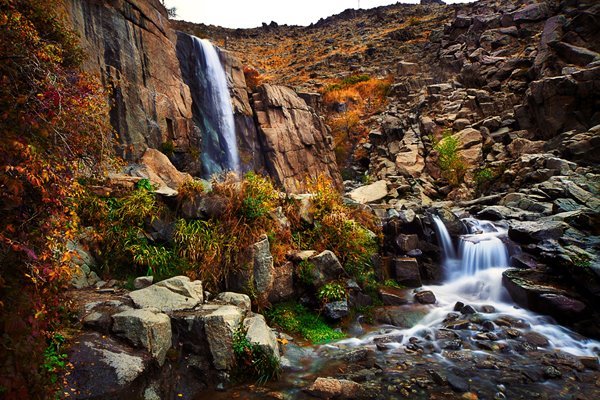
[176,0,600,335]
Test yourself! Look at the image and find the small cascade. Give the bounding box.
[431,215,456,260]
[191,37,240,176]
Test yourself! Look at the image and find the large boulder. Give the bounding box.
[128,276,203,313]
[112,308,172,366]
[243,314,280,360]
[307,251,345,286]
[508,219,568,244]
[393,257,422,288]
[63,332,152,399]
[305,377,365,399]
[204,305,245,370]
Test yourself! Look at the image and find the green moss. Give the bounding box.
[266,303,345,344]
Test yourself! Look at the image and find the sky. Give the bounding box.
[164,0,474,29]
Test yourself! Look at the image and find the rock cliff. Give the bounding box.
[66,0,197,167]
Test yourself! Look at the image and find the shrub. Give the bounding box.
[434,131,467,187]
[317,282,347,304]
[240,172,278,221]
[0,0,114,395]
[232,324,281,384]
[266,303,345,344]
[243,65,263,91]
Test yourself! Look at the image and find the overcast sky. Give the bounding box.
[164,0,474,29]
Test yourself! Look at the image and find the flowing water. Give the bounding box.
[191,37,240,176]
[201,216,600,398]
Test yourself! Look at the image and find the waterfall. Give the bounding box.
[431,215,456,260]
[431,215,509,280]
[191,37,240,176]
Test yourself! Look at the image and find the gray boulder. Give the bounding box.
[216,292,252,310]
[112,308,172,366]
[323,300,350,320]
[253,234,274,294]
[243,314,280,360]
[204,305,245,370]
[129,276,203,313]
[133,276,154,290]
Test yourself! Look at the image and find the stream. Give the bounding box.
[202,217,600,399]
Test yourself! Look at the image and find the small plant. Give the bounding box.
[232,324,281,384]
[266,303,345,344]
[115,187,158,226]
[298,260,317,286]
[317,282,347,304]
[135,178,154,191]
[42,334,67,384]
[341,74,371,86]
[474,167,495,193]
[383,279,402,289]
[434,131,467,187]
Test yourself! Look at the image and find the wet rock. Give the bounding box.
[373,334,403,350]
[522,331,550,348]
[542,366,562,379]
[414,290,436,304]
[461,305,477,315]
[508,219,568,243]
[112,308,172,366]
[305,377,365,399]
[454,301,465,311]
[445,320,472,330]
[323,300,350,320]
[374,306,429,328]
[133,276,153,290]
[480,305,496,313]
[441,339,463,350]
[482,320,496,331]
[579,357,599,370]
[396,234,420,253]
[216,292,252,310]
[447,372,469,392]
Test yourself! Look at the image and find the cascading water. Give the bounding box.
[191,37,240,176]
[431,214,456,261]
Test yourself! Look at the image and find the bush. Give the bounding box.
[434,131,467,187]
[317,282,347,304]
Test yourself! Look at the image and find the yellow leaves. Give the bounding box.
[277,337,289,346]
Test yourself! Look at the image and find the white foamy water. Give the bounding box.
[335,217,600,358]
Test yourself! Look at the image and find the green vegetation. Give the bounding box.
[298,260,317,285]
[240,172,278,221]
[434,129,467,187]
[42,334,67,385]
[317,282,347,304]
[266,303,345,344]
[232,325,281,384]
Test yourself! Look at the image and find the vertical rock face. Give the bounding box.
[67,0,197,169]
[253,84,343,193]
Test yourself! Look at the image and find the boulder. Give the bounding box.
[308,251,345,285]
[64,332,152,399]
[130,149,193,195]
[379,286,409,306]
[204,305,245,370]
[243,314,280,360]
[253,235,274,294]
[129,276,203,313]
[414,290,437,304]
[348,180,389,204]
[508,219,568,243]
[216,292,252,310]
[112,308,172,366]
[323,300,350,320]
[305,377,365,399]
[393,257,422,288]
[133,276,154,290]
[268,261,295,303]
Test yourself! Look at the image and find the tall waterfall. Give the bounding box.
[191,37,240,176]
[431,215,456,261]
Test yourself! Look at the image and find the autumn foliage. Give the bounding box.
[0,0,113,397]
